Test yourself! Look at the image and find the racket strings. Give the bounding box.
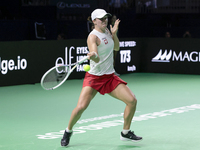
[42,66,69,89]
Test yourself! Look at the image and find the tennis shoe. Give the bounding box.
[120,131,142,142]
[61,130,73,146]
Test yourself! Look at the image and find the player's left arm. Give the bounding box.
[110,19,121,51]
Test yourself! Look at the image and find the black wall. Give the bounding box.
[1,38,200,87]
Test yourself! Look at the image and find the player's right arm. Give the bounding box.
[87,34,100,63]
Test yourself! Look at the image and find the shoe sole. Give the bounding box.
[120,135,142,142]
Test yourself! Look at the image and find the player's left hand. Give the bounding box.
[110,19,120,35]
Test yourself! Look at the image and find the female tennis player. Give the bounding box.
[61,8,142,146]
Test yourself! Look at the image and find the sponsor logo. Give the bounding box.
[57,2,65,9]
[55,46,89,72]
[152,49,172,62]
[0,56,27,75]
[57,2,90,9]
[152,49,200,63]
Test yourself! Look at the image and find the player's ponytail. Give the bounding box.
[87,16,93,23]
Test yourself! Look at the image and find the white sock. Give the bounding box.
[122,129,130,135]
[66,127,73,133]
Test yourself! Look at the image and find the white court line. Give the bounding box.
[37,104,200,139]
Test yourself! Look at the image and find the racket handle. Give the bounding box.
[78,56,89,64]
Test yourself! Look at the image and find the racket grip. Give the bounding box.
[78,56,89,64]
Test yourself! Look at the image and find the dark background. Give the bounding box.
[1,0,200,86]
[1,0,200,41]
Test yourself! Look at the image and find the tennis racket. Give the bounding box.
[41,56,89,90]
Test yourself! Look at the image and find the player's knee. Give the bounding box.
[129,96,137,106]
[76,104,88,114]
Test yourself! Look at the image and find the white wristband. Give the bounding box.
[94,52,98,58]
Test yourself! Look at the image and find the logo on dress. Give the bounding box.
[102,38,108,44]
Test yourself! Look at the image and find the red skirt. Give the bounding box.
[83,72,127,95]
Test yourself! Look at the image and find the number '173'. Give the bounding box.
[120,50,131,63]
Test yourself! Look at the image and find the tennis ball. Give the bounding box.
[83,64,90,72]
